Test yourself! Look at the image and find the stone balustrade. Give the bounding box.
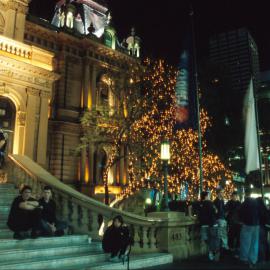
[0,34,54,71]
[0,35,32,59]
[7,154,206,259]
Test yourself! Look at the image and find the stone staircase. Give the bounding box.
[0,178,173,269]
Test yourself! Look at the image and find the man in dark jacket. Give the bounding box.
[7,185,41,239]
[239,188,260,267]
[198,191,220,261]
[102,215,133,262]
[38,186,67,236]
[256,197,270,262]
[214,188,229,250]
[226,191,241,254]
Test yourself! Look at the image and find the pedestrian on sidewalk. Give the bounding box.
[256,197,270,263]
[198,191,220,262]
[226,191,241,257]
[239,187,260,268]
[214,188,229,251]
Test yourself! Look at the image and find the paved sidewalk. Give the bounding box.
[146,251,270,270]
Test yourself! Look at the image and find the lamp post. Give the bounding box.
[161,139,170,211]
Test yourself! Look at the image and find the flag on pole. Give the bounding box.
[243,79,259,174]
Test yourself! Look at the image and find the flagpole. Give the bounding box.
[253,79,264,197]
[189,5,204,196]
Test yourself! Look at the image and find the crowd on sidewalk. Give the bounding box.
[190,188,270,269]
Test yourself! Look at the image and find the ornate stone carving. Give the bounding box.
[26,87,40,96]
[40,90,51,98]
[17,111,26,126]
[0,82,8,94]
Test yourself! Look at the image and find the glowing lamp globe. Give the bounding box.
[161,140,170,161]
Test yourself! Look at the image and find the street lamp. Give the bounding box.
[161,139,170,211]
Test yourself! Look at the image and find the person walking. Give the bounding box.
[198,191,220,261]
[226,191,241,257]
[239,188,260,268]
[256,197,270,263]
[214,188,229,251]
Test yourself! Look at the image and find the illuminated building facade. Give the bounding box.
[0,0,142,199]
[0,0,58,166]
[258,71,270,185]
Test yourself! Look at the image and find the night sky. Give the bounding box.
[29,0,270,70]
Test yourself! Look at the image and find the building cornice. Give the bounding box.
[24,20,141,68]
[0,0,29,14]
[0,55,59,90]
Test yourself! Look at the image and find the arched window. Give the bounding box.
[0,96,16,153]
[104,31,112,48]
[96,75,115,111]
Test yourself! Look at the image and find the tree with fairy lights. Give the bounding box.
[80,65,145,204]
[121,59,234,200]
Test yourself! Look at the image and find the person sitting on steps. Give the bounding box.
[7,185,42,240]
[102,215,133,263]
[38,185,67,236]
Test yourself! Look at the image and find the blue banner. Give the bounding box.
[174,36,197,130]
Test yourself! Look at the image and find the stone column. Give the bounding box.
[83,61,90,109]
[88,144,94,190]
[91,64,97,107]
[24,88,38,159]
[3,2,28,42]
[36,91,50,166]
[14,111,26,155]
[3,9,16,39]
[80,147,86,184]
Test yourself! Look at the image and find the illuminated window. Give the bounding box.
[0,109,5,116]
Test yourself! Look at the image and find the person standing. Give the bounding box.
[239,188,260,268]
[198,191,220,261]
[226,191,241,256]
[256,197,270,263]
[214,188,229,250]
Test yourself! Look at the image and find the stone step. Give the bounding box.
[0,222,7,229]
[89,253,173,270]
[0,206,10,217]
[0,235,90,251]
[0,183,16,189]
[0,253,108,270]
[0,229,13,239]
[0,244,102,264]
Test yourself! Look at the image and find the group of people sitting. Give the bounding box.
[7,185,67,240]
[7,184,133,264]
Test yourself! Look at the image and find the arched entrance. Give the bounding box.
[0,96,16,153]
